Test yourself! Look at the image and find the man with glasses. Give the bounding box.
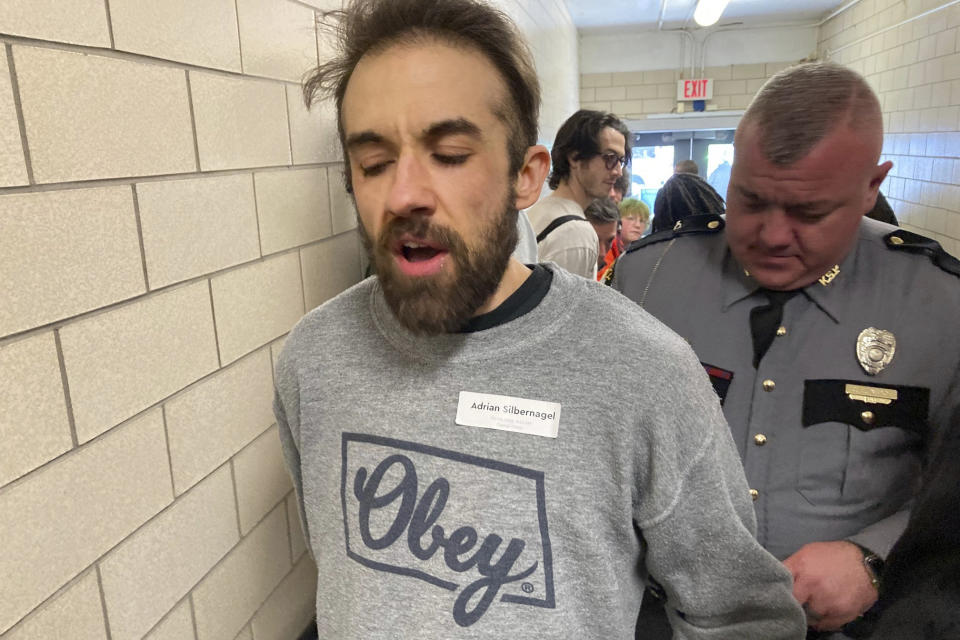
[527,109,630,279]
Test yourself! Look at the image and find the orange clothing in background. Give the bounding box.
[597,237,623,282]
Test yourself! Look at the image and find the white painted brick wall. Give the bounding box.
[0,0,110,47]
[110,0,242,72]
[0,410,171,634]
[144,602,196,640]
[254,167,333,255]
[2,572,107,640]
[15,47,197,183]
[0,48,28,187]
[191,505,291,640]
[165,349,275,495]
[59,283,219,443]
[137,174,261,289]
[99,465,239,640]
[209,252,305,365]
[0,333,72,487]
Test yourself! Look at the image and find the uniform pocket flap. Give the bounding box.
[802,379,929,433]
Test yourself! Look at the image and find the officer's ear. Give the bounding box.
[865,160,893,210]
[868,161,893,191]
[514,144,550,210]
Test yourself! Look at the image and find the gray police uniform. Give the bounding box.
[611,214,960,564]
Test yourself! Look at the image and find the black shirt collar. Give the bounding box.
[461,264,553,333]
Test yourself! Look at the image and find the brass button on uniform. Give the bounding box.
[754,434,767,446]
[861,411,876,425]
[707,220,720,229]
[762,379,776,392]
[889,236,904,245]
[749,489,759,501]
[776,326,787,337]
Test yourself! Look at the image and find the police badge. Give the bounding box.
[856,328,896,375]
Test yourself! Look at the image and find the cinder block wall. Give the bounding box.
[820,0,960,257]
[0,0,355,638]
[580,62,797,119]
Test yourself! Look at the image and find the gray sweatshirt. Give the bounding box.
[274,265,805,639]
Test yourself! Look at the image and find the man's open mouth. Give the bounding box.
[392,237,450,276]
[401,241,444,262]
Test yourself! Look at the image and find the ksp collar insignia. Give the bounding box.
[818,264,840,286]
[856,327,896,375]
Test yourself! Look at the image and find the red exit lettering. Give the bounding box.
[684,79,708,98]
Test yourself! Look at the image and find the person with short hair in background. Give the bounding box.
[613,62,960,639]
[674,159,699,175]
[273,0,806,637]
[620,197,651,246]
[650,171,725,234]
[527,109,630,278]
[598,197,650,282]
[610,171,631,204]
[584,197,620,270]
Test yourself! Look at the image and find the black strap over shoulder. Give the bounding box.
[536,214,583,243]
[883,230,960,278]
[625,213,725,254]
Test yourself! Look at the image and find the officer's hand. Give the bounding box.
[783,540,877,631]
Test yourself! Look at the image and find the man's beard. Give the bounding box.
[359,192,519,335]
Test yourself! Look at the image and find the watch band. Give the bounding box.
[852,543,884,590]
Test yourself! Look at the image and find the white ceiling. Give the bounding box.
[565,0,846,32]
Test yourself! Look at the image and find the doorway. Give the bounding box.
[629,129,734,215]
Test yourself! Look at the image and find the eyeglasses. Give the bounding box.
[600,152,627,171]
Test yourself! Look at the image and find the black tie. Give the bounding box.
[750,290,797,368]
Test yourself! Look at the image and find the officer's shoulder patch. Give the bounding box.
[625,213,724,254]
[884,230,960,278]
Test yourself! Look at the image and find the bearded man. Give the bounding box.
[272,0,804,637]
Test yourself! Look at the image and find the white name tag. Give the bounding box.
[455,391,560,438]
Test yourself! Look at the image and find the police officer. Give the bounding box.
[612,62,960,638]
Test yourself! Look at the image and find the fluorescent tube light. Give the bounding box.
[694,0,731,27]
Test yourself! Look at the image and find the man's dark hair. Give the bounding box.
[303,0,541,191]
[548,109,631,190]
[613,172,630,198]
[584,197,620,224]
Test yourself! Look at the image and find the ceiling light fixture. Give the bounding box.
[693,0,731,27]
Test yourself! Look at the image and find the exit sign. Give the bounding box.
[677,78,714,101]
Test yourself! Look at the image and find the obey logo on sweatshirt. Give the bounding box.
[340,432,556,627]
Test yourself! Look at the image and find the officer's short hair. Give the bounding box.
[548,110,631,190]
[304,0,541,190]
[584,197,620,225]
[739,62,882,166]
[618,197,650,225]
